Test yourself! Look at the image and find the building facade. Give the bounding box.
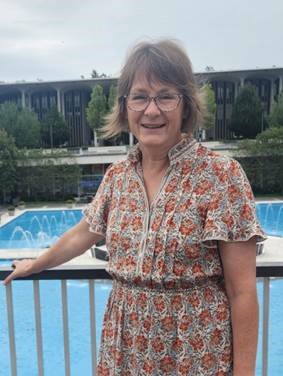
[0,77,116,146]
[0,67,283,144]
[197,68,283,140]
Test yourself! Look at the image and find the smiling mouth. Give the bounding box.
[141,124,165,129]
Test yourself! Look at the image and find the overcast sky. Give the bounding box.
[1,0,282,83]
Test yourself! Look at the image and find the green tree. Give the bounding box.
[86,85,107,146]
[0,102,40,148]
[201,83,216,129]
[17,149,81,200]
[229,85,264,139]
[237,127,283,194]
[238,127,283,157]
[0,129,18,202]
[269,91,283,128]
[41,106,69,148]
[107,84,117,111]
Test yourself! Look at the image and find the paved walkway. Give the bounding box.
[256,236,283,265]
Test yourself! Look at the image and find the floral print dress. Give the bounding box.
[83,137,264,376]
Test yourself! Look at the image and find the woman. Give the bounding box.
[4,40,264,375]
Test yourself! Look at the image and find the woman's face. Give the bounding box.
[126,74,184,151]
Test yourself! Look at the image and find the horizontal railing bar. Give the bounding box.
[0,268,112,281]
[1,265,283,281]
[256,266,283,277]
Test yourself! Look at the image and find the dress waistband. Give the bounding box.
[112,277,223,294]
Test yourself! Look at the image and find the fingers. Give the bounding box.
[11,260,21,269]
[3,269,18,286]
[2,259,31,286]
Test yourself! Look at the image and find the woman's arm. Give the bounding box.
[219,237,258,376]
[3,219,103,285]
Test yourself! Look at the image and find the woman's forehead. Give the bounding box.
[131,72,177,92]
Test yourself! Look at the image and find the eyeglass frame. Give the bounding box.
[121,93,183,112]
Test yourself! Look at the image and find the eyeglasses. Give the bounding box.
[123,93,183,112]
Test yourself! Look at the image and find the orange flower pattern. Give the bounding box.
[84,137,265,375]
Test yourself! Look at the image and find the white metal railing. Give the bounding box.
[1,266,109,376]
[0,265,282,376]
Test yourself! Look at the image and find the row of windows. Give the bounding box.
[64,90,91,146]
[215,119,234,140]
[245,79,270,103]
[31,92,57,113]
[212,82,234,105]
[0,93,21,106]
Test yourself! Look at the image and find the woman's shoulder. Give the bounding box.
[192,144,245,184]
[105,159,129,177]
[195,143,240,170]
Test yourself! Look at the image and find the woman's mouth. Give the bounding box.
[141,123,166,129]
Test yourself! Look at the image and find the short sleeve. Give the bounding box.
[82,166,114,237]
[201,158,266,247]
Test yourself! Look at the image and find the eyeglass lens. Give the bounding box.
[127,94,181,111]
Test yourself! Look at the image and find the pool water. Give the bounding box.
[0,278,282,375]
[0,279,112,376]
[0,210,83,248]
[256,202,283,237]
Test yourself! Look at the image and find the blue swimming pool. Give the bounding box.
[0,210,83,248]
[0,202,282,250]
[0,278,112,376]
[256,202,283,237]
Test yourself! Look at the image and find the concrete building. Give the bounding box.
[198,67,283,140]
[0,77,117,147]
[0,67,282,146]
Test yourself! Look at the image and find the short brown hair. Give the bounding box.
[102,39,203,139]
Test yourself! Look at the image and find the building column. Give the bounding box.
[269,78,274,110]
[240,76,245,87]
[234,81,240,98]
[61,91,65,117]
[56,88,61,113]
[27,93,31,110]
[279,76,283,94]
[21,90,26,108]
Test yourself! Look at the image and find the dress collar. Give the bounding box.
[127,136,198,166]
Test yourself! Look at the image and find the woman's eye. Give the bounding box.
[159,94,175,100]
[131,95,147,101]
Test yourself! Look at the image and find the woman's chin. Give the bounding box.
[138,135,167,148]
[137,132,180,150]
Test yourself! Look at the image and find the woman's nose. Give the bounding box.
[143,98,161,116]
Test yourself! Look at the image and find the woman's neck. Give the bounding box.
[140,146,170,173]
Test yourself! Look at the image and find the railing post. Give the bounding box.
[61,280,71,376]
[262,277,270,376]
[33,280,44,376]
[89,280,97,375]
[5,283,17,376]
